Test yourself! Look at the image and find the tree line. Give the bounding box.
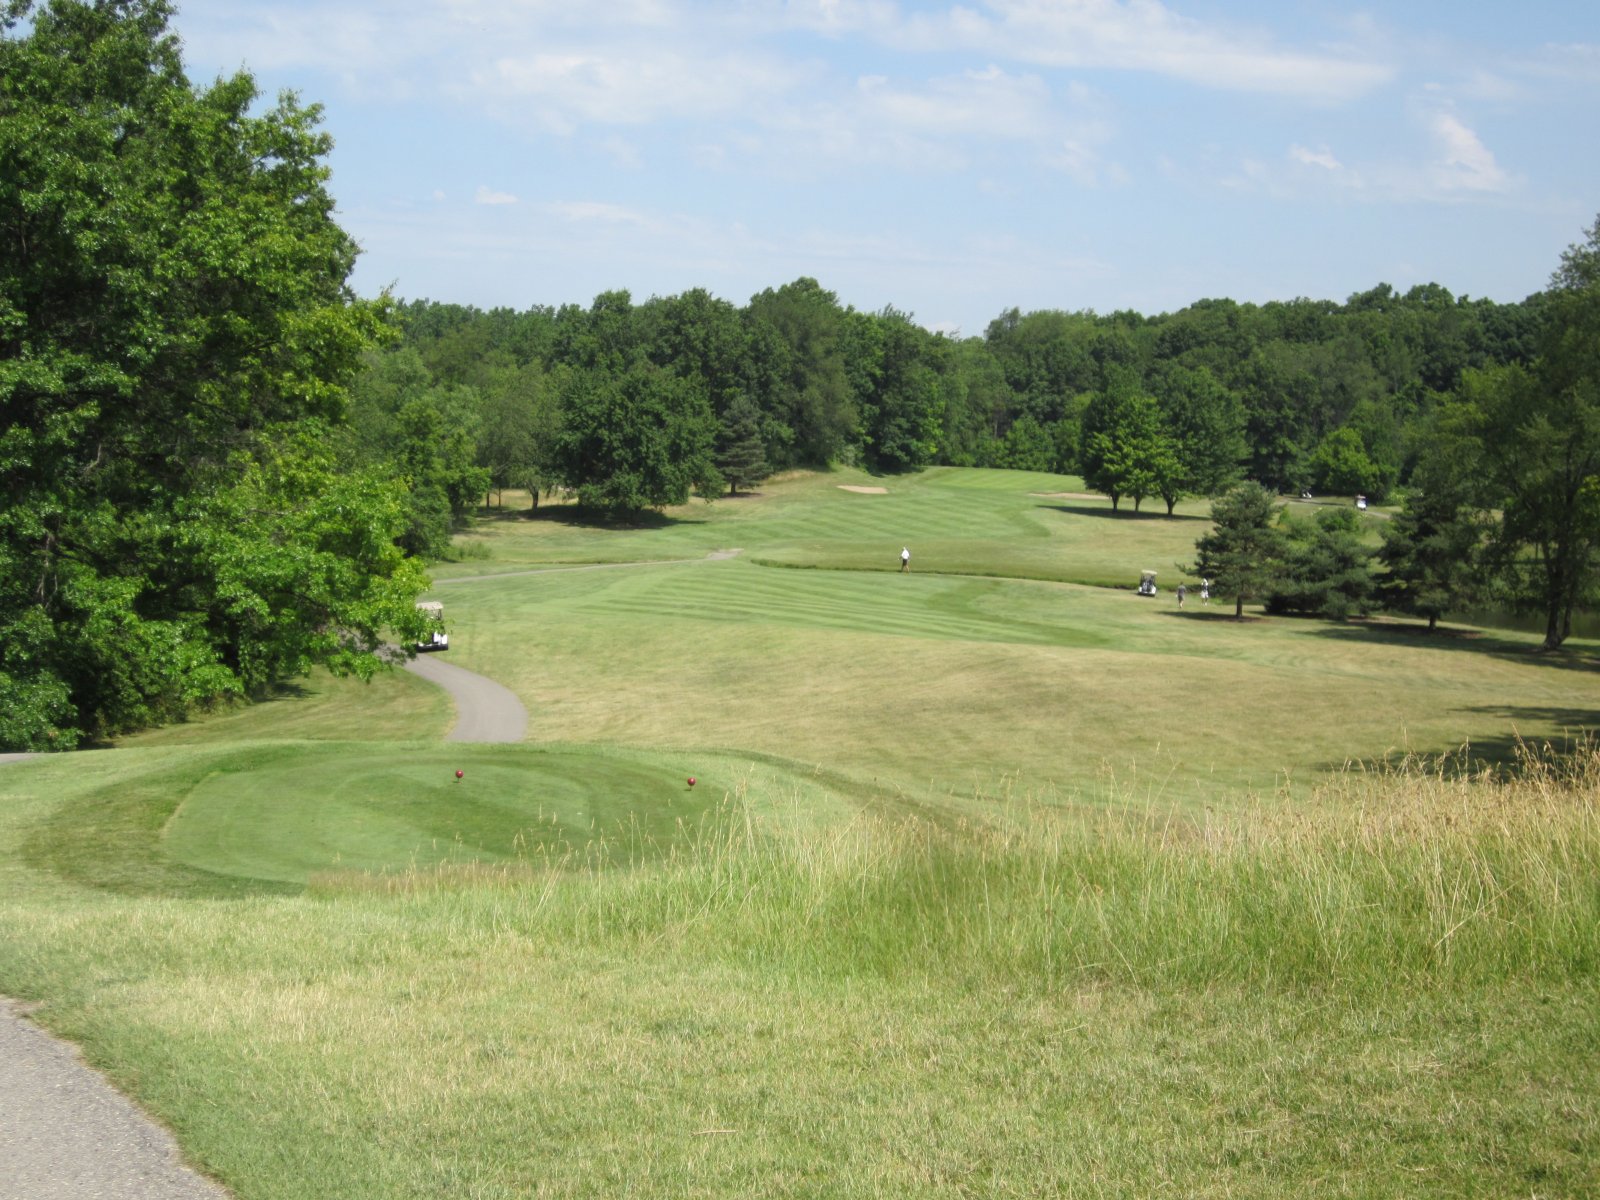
[1194,219,1600,653]
[360,221,1596,652]
[355,273,1545,537]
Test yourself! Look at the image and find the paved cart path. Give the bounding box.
[0,1000,230,1200]
[402,651,529,742]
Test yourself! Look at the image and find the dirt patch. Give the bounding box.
[838,485,888,494]
[1030,491,1104,501]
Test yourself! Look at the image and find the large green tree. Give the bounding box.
[1151,364,1247,513]
[1377,445,1486,630]
[1081,370,1178,512]
[714,393,771,495]
[1193,484,1286,618]
[1456,215,1600,650]
[857,309,945,473]
[745,278,857,467]
[476,360,560,509]
[1265,507,1376,620]
[0,0,426,748]
[551,365,722,515]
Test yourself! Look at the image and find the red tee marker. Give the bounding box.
[455,769,464,780]
[687,776,696,788]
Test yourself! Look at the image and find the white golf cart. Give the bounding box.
[415,601,449,651]
[1137,570,1158,597]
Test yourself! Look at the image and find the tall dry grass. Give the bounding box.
[320,740,1600,995]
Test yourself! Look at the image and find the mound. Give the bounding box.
[24,744,853,896]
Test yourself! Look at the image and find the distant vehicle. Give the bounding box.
[415,601,448,651]
[1356,494,1368,510]
[1138,570,1158,597]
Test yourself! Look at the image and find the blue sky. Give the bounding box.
[171,0,1600,336]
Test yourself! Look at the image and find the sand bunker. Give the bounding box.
[838,485,888,494]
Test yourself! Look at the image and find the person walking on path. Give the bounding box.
[1177,583,1187,609]
[900,546,911,573]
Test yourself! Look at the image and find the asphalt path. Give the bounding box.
[0,1000,229,1200]
[402,650,528,742]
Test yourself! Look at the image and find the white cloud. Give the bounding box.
[599,136,645,169]
[471,46,809,132]
[855,66,1054,139]
[545,201,665,231]
[888,0,1394,102]
[1290,144,1342,171]
[475,185,519,205]
[1217,107,1515,203]
[1426,112,1508,192]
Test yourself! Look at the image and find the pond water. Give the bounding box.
[1455,607,1600,641]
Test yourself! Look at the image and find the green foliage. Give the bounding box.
[639,286,749,416]
[1378,448,1487,629]
[990,414,1055,471]
[745,278,857,468]
[1450,215,1600,649]
[1152,364,1248,506]
[475,360,560,506]
[1266,506,1376,619]
[1193,483,1286,617]
[0,0,416,747]
[552,365,722,514]
[1081,371,1178,512]
[715,394,771,494]
[856,309,945,473]
[176,430,433,686]
[1307,426,1392,500]
[346,350,490,556]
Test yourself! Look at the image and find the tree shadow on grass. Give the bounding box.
[247,681,313,703]
[1306,619,1599,674]
[480,504,709,531]
[1160,609,1267,622]
[1043,503,1209,523]
[1318,709,1600,779]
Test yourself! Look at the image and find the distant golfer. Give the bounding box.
[900,546,911,573]
[1177,583,1187,609]
[1200,578,1211,605]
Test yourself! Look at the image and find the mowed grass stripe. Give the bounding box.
[457,559,1108,649]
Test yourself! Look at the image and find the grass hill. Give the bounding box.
[1,468,1596,1197]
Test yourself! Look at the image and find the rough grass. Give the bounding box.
[0,747,1595,1197]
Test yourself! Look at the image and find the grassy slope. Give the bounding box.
[3,467,1597,1198]
[438,469,1595,808]
[1,750,1595,1198]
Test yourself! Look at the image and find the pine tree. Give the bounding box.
[715,395,771,495]
[1193,484,1286,618]
[1377,456,1486,630]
